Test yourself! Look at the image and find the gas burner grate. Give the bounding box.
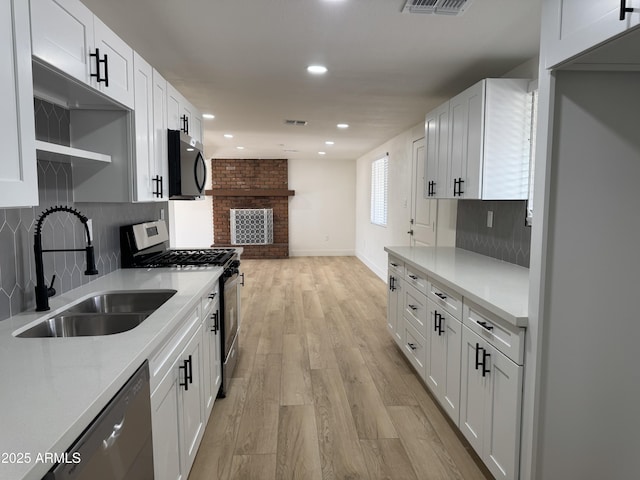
[142,249,236,267]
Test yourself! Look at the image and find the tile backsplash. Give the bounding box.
[0,99,165,321]
[456,200,531,268]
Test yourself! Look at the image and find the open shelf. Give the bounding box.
[35,140,111,164]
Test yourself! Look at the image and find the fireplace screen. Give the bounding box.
[230,208,274,245]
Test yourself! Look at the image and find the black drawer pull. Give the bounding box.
[211,312,219,333]
[179,356,192,391]
[408,274,418,280]
[477,320,494,331]
[390,262,398,268]
[408,304,418,311]
[434,292,447,300]
[389,275,396,292]
[407,343,417,351]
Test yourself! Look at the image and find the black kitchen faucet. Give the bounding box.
[34,206,98,311]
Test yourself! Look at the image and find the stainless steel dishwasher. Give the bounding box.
[46,361,154,479]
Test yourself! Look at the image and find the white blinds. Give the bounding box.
[370,155,388,226]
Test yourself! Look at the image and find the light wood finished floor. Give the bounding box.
[189,257,492,480]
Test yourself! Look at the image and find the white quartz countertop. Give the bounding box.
[0,267,222,480]
[384,246,529,327]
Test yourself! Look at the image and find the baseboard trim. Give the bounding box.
[355,251,386,282]
[289,249,355,257]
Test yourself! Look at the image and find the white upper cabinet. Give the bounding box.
[153,69,169,201]
[92,17,134,108]
[424,102,449,199]
[133,52,155,202]
[167,82,203,143]
[444,78,531,200]
[31,0,134,108]
[544,0,640,68]
[0,0,37,207]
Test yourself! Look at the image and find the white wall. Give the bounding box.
[354,123,457,280]
[289,158,356,256]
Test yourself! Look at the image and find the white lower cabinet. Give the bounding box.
[150,300,209,480]
[201,284,222,419]
[460,325,523,480]
[386,252,526,480]
[425,301,462,425]
[387,257,404,347]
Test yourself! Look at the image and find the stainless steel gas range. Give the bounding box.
[120,219,241,397]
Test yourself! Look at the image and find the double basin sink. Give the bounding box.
[17,290,177,338]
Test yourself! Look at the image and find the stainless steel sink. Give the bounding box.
[64,290,177,314]
[16,313,150,338]
[16,289,177,338]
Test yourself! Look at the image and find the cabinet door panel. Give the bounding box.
[459,327,486,453]
[484,346,522,480]
[167,83,182,131]
[1,0,37,207]
[411,138,437,247]
[546,0,640,68]
[425,303,445,396]
[31,0,94,83]
[151,366,184,480]
[94,17,133,108]
[442,314,462,425]
[153,70,168,200]
[180,326,206,474]
[133,53,154,202]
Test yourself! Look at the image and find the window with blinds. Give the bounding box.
[371,155,388,226]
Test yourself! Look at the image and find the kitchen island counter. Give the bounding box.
[0,267,222,480]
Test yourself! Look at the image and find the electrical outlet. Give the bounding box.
[487,211,494,228]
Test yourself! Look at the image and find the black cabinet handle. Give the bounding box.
[408,274,418,280]
[434,311,440,332]
[211,312,219,333]
[407,343,417,351]
[408,304,418,311]
[482,350,490,377]
[240,272,245,286]
[620,0,634,20]
[90,48,109,86]
[390,262,398,268]
[428,180,435,197]
[434,292,447,300]
[475,343,482,371]
[187,354,193,385]
[389,275,396,292]
[152,175,163,198]
[179,357,191,391]
[181,115,189,134]
[477,320,494,331]
[437,313,445,335]
[453,177,465,196]
[208,292,217,300]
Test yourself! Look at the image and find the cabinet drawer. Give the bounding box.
[403,318,426,377]
[428,279,463,320]
[463,300,525,365]
[403,283,428,337]
[150,305,201,393]
[388,256,404,277]
[405,265,428,295]
[201,282,220,317]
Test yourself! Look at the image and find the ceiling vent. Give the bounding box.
[284,119,308,126]
[401,0,472,16]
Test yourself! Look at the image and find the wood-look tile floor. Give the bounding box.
[189,257,492,480]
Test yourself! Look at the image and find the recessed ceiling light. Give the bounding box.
[223,134,234,138]
[203,113,215,119]
[307,65,328,75]
[318,151,326,155]
[325,141,335,145]
[236,146,245,150]
[337,123,349,129]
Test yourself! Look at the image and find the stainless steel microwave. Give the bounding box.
[168,129,207,200]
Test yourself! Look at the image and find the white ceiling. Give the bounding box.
[79,0,542,161]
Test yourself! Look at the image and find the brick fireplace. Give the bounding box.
[207,159,294,259]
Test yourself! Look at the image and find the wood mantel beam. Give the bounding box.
[205,189,295,197]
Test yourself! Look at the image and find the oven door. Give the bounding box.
[222,268,239,360]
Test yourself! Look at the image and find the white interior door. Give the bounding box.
[410,138,437,246]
